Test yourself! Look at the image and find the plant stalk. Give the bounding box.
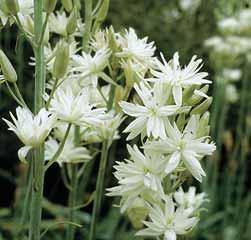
[89,140,109,240]
[66,164,79,240]
[29,0,45,239]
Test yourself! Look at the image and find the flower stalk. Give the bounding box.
[89,140,109,240]
[29,0,46,239]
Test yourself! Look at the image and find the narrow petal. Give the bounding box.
[165,151,181,174]
[18,146,32,163]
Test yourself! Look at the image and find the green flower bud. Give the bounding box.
[124,61,135,88]
[177,113,186,131]
[53,42,70,79]
[183,85,197,102]
[127,198,149,229]
[66,7,77,35]
[61,0,73,12]
[22,15,34,35]
[0,49,17,83]
[108,26,119,52]
[191,97,212,115]
[197,112,210,137]
[96,0,109,22]
[44,0,57,13]
[0,1,9,15]
[187,85,209,105]
[5,0,20,15]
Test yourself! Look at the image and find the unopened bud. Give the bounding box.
[183,85,197,103]
[197,112,210,137]
[191,97,212,115]
[66,7,77,35]
[96,0,109,22]
[53,42,70,79]
[0,49,17,83]
[115,86,124,111]
[22,15,34,36]
[176,113,186,131]
[124,61,134,88]
[44,0,57,13]
[188,85,209,105]
[5,0,19,15]
[127,198,149,229]
[0,1,9,15]
[61,0,73,12]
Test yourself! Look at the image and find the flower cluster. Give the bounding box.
[204,7,250,104]
[1,2,215,238]
[106,31,215,239]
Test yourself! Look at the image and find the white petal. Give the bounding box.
[18,146,32,163]
[164,230,176,240]
[172,85,182,106]
[165,151,181,174]
[183,151,206,182]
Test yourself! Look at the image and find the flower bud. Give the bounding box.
[61,0,73,12]
[0,1,9,15]
[191,97,212,115]
[127,198,149,229]
[124,61,134,88]
[96,0,109,23]
[44,0,57,13]
[5,0,20,15]
[197,112,210,137]
[66,7,77,35]
[21,15,34,36]
[183,85,197,103]
[0,49,17,83]
[187,85,209,105]
[176,113,186,131]
[53,42,70,79]
[115,86,124,111]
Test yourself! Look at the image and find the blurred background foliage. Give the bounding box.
[1,0,251,239]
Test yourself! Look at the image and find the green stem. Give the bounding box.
[66,125,81,239]
[44,123,72,171]
[29,0,45,239]
[45,78,59,108]
[66,164,79,240]
[16,160,33,237]
[89,140,109,240]
[38,13,49,46]
[82,0,93,51]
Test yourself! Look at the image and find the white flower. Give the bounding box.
[45,137,92,166]
[116,28,156,67]
[222,68,242,82]
[18,0,34,15]
[174,187,206,215]
[120,82,190,140]
[90,29,110,51]
[94,111,124,142]
[49,11,68,36]
[145,116,216,182]
[49,88,105,126]
[179,0,201,12]
[151,52,210,105]
[136,196,198,240]
[3,107,55,162]
[71,48,111,87]
[107,145,166,210]
[218,17,239,33]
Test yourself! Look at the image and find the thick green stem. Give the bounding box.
[89,140,109,240]
[29,0,45,239]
